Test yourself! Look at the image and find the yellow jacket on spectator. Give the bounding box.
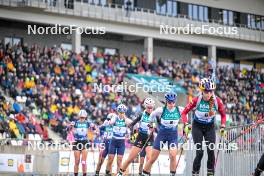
[24,78,36,89]
[9,120,20,138]
[63,51,69,60]
[86,75,93,83]
[109,92,116,100]
[73,106,80,114]
[24,78,30,89]
[30,80,36,88]
[54,65,61,75]
[50,104,58,113]
[245,102,250,110]
[3,102,10,111]
[131,55,137,66]
[67,106,74,116]
[242,68,247,76]
[85,64,92,73]
[69,66,75,75]
[7,62,15,71]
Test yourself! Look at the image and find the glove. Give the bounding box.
[103,120,110,126]
[184,124,192,135]
[219,126,226,137]
[130,132,138,143]
[148,122,156,129]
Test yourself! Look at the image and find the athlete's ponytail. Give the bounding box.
[208,95,215,116]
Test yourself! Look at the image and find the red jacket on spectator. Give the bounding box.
[42,126,49,141]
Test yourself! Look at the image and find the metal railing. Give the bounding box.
[0,0,263,43]
[184,124,264,176]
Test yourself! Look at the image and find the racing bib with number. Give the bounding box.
[112,118,126,138]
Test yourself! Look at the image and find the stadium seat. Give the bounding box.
[10,140,18,146]
[1,132,6,140]
[17,140,23,146]
[34,134,42,141]
[28,134,35,141]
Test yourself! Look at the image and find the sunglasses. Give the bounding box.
[204,90,213,94]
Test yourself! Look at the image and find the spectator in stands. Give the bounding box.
[25,118,36,134]
[125,0,132,17]
[0,118,8,139]
[8,114,21,139]
[42,124,53,144]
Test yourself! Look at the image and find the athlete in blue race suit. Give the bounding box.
[143,92,186,176]
[95,113,114,176]
[72,109,90,176]
[117,98,155,176]
[105,104,132,176]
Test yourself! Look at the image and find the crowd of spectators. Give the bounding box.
[0,42,142,141]
[0,93,51,143]
[0,42,263,142]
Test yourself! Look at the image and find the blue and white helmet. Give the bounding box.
[199,78,216,91]
[117,104,127,113]
[165,92,177,102]
[78,109,88,118]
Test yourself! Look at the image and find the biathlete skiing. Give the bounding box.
[117,98,155,176]
[94,113,115,176]
[142,92,187,176]
[72,109,93,176]
[105,104,132,176]
[181,78,227,176]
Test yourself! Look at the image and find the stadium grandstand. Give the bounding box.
[0,0,263,175]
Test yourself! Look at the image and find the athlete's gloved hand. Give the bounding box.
[103,120,110,126]
[130,132,138,143]
[147,123,155,134]
[184,123,192,135]
[219,126,226,137]
[148,122,155,129]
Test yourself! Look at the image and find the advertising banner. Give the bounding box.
[0,154,34,173]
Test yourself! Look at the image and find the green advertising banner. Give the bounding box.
[126,73,186,93]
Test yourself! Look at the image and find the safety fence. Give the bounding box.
[184,123,264,176]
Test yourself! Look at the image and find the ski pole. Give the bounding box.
[140,132,153,154]
[175,132,190,172]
